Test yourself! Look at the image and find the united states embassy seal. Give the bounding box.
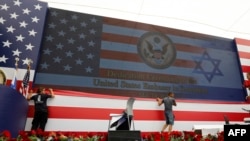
[137,32,176,69]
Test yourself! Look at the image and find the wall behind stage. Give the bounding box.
[1,0,249,134]
[34,8,246,102]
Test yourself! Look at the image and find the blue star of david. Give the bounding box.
[193,51,223,82]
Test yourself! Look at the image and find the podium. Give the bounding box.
[0,85,29,138]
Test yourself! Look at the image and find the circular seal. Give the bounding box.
[137,32,176,69]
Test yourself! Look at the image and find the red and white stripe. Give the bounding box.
[24,89,250,132]
[235,38,250,96]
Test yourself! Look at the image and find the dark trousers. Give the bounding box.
[31,111,48,131]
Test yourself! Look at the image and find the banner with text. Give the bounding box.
[34,8,246,101]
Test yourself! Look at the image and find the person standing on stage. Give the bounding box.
[156,92,177,133]
[27,87,55,131]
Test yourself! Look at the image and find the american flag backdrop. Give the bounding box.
[34,8,246,102]
[0,0,250,133]
[0,0,47,91]
[25,8,249,132]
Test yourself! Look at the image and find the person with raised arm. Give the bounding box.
[27,87,55,131]
[156,92,177,134]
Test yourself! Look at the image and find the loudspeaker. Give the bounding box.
[108,130,141,141]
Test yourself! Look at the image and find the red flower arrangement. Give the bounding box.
[0,129,224,141]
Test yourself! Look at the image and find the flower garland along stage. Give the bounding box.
[0,129,224,141]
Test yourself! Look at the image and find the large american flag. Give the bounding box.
[0,0,248,134]
[34,8,246,101]
[0,0,47,90]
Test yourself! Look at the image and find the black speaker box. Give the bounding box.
[108,130,141,141]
